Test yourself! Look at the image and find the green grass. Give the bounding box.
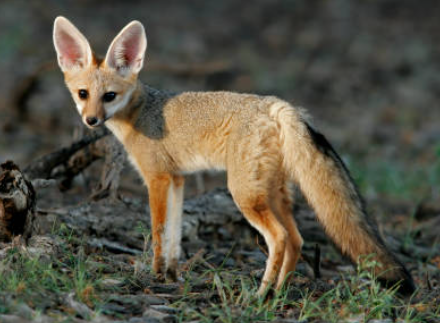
[298,260,402,322]
[0,229,437,322]
[348,145,440,201]
[0,246,101,307]
[174,271,291,322]
[172,257,435,323]
[0,226,128,319]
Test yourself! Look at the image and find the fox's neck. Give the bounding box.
[105,82,173,144]
[104,80,146,143]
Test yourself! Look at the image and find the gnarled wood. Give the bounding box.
[0,161,36,242]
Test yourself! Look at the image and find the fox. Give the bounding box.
[52,16,415,295]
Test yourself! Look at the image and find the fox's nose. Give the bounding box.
[85,116,98,126]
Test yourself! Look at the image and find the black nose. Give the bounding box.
[86,116,98,126]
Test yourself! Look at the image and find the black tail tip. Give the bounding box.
[379,275,416,297]
[396,277,417,296]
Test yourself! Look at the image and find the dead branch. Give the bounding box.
[314,243,321,279]
[27,138,105,192]
[88,237,142,255]
[24,127,109,180]
[56,140,106,191]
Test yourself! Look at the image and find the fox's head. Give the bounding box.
[53,17,147,128]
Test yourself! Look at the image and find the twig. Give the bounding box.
[182,248,207,271]
[426,271,432,290]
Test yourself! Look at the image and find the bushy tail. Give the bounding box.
[270,102,415,294]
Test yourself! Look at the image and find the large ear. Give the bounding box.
[104,21,147,76]
[53,16,93,71]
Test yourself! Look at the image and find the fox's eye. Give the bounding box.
[103,92,117,102]
[78,89,88,100]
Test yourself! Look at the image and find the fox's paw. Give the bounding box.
[166,258,179,281]
[153,255,166,280]
[257,280,272,297]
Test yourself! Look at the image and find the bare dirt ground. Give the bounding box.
[0,0,439,322]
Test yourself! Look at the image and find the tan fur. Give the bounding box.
[53,17,415,295]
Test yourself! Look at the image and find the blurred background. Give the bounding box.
[0,0,439,211]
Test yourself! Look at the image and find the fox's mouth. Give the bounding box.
[84,122,102,129]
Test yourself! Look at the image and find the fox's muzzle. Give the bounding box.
[84,115,104,128]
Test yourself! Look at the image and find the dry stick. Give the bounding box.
[182,248,207,271]
[24,127,109,180]
[314,243,321,279]
[301,247,321,280]
[426,271,432,290]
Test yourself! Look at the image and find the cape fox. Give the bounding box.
[53,17,415,295]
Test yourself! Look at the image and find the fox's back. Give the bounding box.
[162,90,276,136]
[130,87,295,173]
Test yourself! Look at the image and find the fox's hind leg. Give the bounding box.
[226,117,291,295]
[228,176,288,296]
[271,183,303,289]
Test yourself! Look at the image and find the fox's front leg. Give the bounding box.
[164,175,184,280]
[146,173,184,280]
[147,173,173,277]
